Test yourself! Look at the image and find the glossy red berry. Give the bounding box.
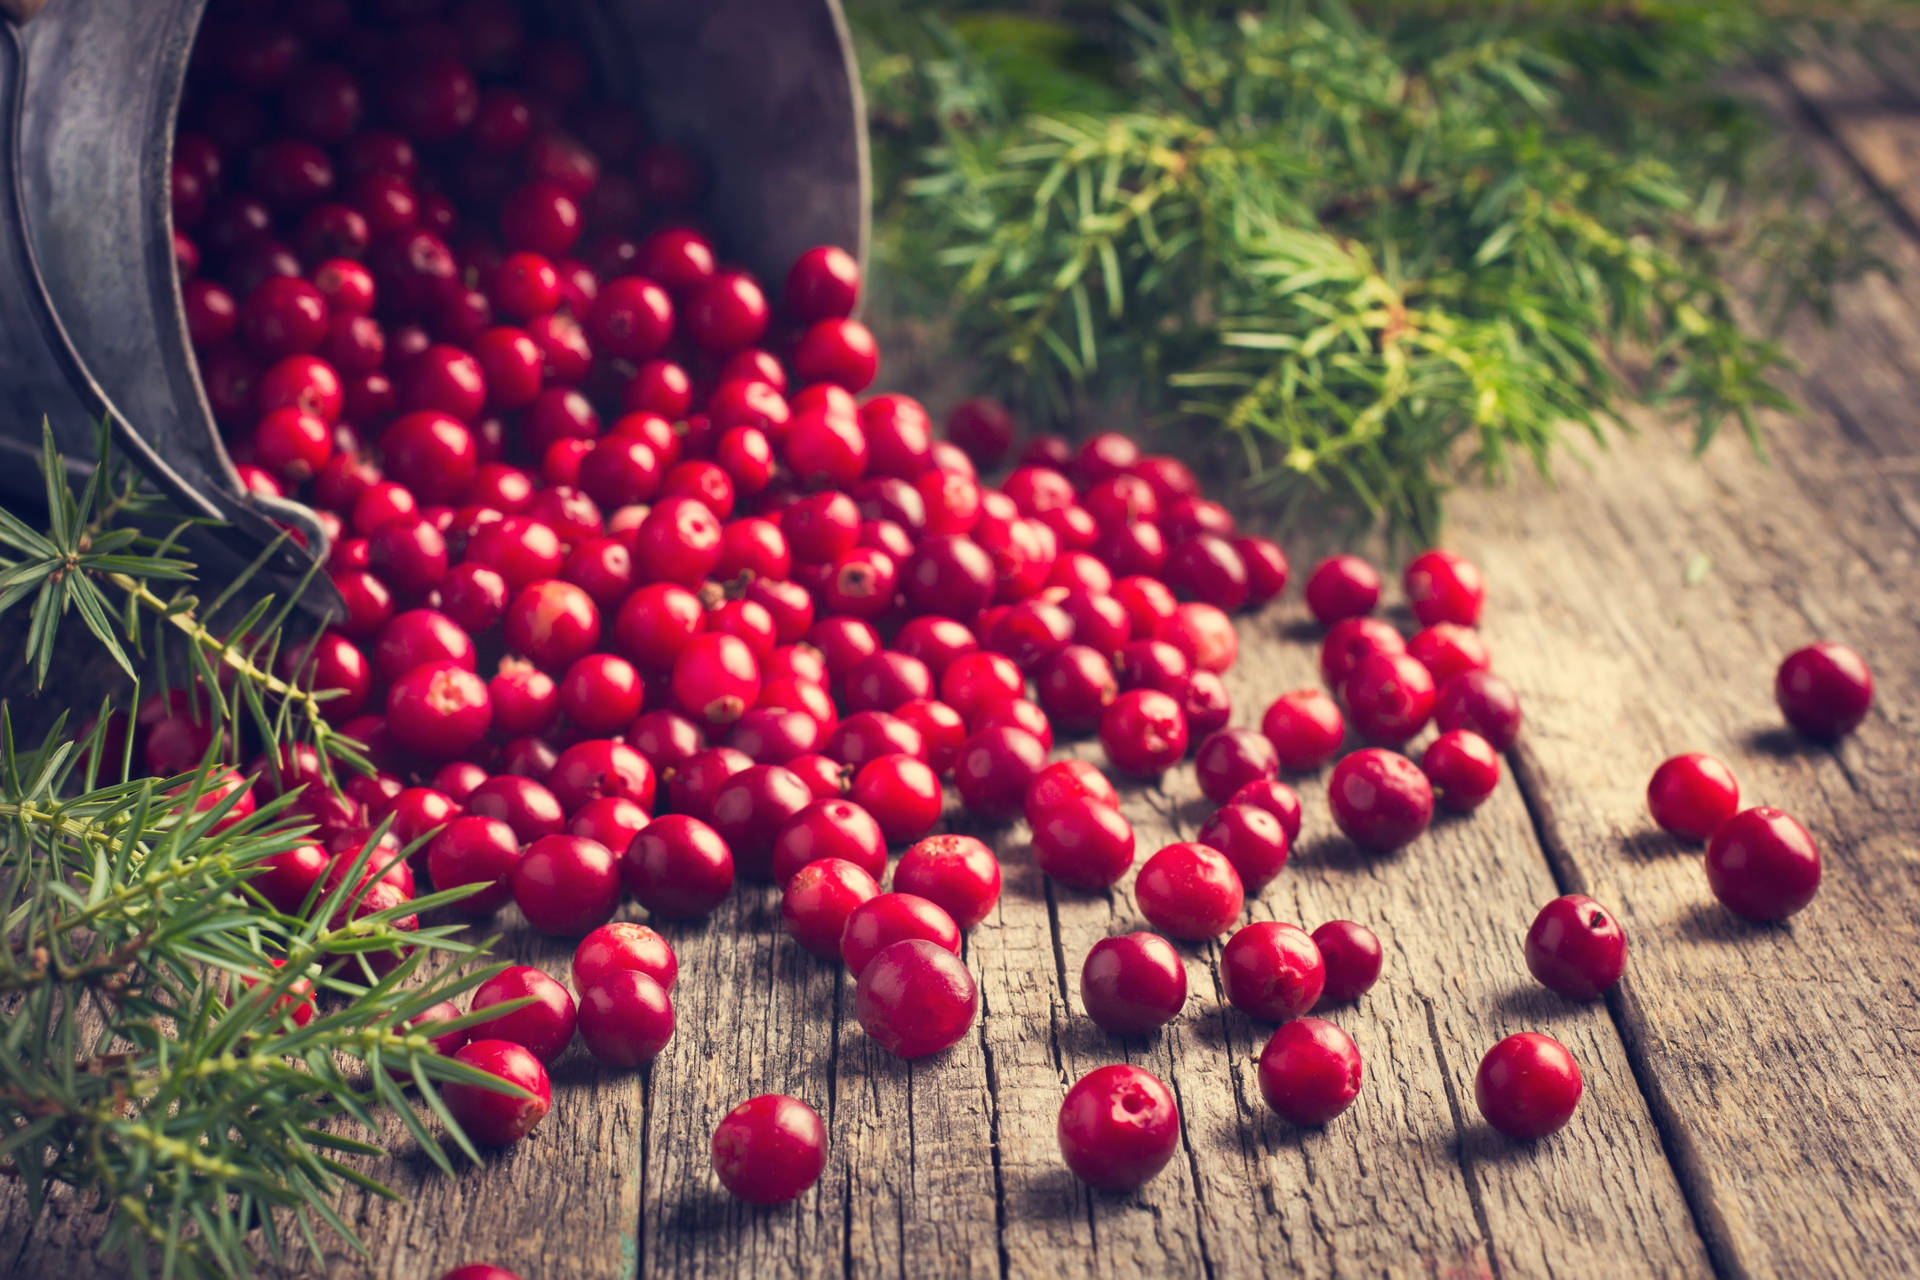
[1342,651,1435,745]
[253,843,329,915]
[1705,807,1822,921]
[1303,555,1381,625]
[894,835,1002,930]
[1259,690,1345,772]
[1328,748,1432,852]
[426,816,522,917]
[504,579,601,671]
[672,632,761,729]
[1311,921,1383,1004]
[792,317,879,392]
[771,798,887,885]
[468,966,577,1064]
[1475,1033,1582,1140]
[1222,922,1325,1022]
[1524,895,1626,999]
[444,1039,551,1145]
[1434,671,1522,751]
[1135,842,1244,940]
[386,661,491,759]
[711,1094,826,1205]
[785,245,861,321]
[1194,802,1289,895]
[1645,753,1739,843]
[841,893,960,978]
[1193,729,1278,805]
[1421,729,1501,812]
[1403,549,1485,627]
[855,938,978,1059]
[1057,1064,1180,1192]
[1099,689,1188,776]
[1032,799,1136,890]
[577,970,675,1068]
[782,857,882,958]
[1406,624,1491,688]
[1235,536,1289,606]
[685,270,768,353]
[465,775,565,844]
[1079,932,1186,1035]
[510,835,620,935]
[709,764,812,881]
[1318,616,1405,689]
[621,815,734,918]
[1023,759,1119,826]
[1775,641,1874,739]
[953,726,1048,823]
[1257,1017,1362,1126]
[572,921,678,992]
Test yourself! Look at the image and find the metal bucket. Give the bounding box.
[0,0,868,592]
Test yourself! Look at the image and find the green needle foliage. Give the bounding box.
[0,432,509,1277]
[854,0,1893,535]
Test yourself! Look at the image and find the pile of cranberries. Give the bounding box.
[139,8,1877,1257]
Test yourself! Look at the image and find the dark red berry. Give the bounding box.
[1023,759,1119,826]
[894,835,1001,930]
[1099,689,1188,776]
[622,814,734,918]
[1403,549,1485,627]
[386,661,490,758]
[1645,753,1739,843]
[771,798,887,886]
[444,1039,551,1145]
[1328,748,1432,853]
[1775,641,1874,739]
[572,921,678,991]
[577,971,675,1068]
[1079,932,1186,1035]
[781,857,881,958]
[1304,554,1381,625]
[1222,922,1325,1022]
[1057,1065,1179,1192]
[1524,895,1627,999]
[1194,803,1289,895]
[1475,1033,1581,1140]
[711,1094,826,1205]
[841,893,960,978]
[511,835,620,935]
[1135,842,1244,939]
[1342,651,1435,746]
[468,965,576,1063]
[426,816,521,917]
[953,726,1048,823]
[1434,670,1522,751]
[1311,921,1383,1004]
[785,244,861,321]
[1705,807,1822,921]
[1421,729,1500,812]
[1032,799,1136,890]
[854,938,978,1059]
[1257,1017,1362,1126]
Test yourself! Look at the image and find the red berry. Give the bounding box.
[242,276,330,358]
[671,632,761,729]
[1057,1064,1179,1192]
[1328,748,1432,852]
[841,893,960,978]
[1434,670,1523,751]
[685,270,768,353]
[945,397,1014,469]
[468,965,576,1063]
[573,921,678,991]
[633,496,723,588]
[1032,799,1136,890]
[953,726,1048,823]
[444,1039,551,1145]
[1235,536,1290,606]
[772,798,887,885]
[577,971,674,1068]
[374,608,476,680]
[556,653,646,735]
[1342,651,1435,745]
[382,410,477,500]
[711,1094,826,1205]
[1524,895,1627,999]
[710,764,812,881]
[547,738,656,814]
[1403,549,1485,627]
[1311,921,1383,1004]
[465,775,565,844]
[504,579,601,670]
[1645,753,1739,843]
[368,517,450,594]
[1099,688,1188,776]
[1475,1032,1581,1140]
[569,796,650,856]
[1421,729,1501,812]
[1194,802,1289,894]
[894,835,1001,930]
[781,857,881,958]
[1318,618,1404,690]
[504,831,618,935]
[1222,921,1325,1022]
[1705,807,1822,921]
[588,275,675,360]
[500,180,581,255]
[426,816,522,917]
[1167,535,1250,612]
[1079,932,1186,1035]
[1304,554,1381,625]
[785,245,861,321]
[1257,1017,1362,1126]
[1775,641,1874,739]
[1406,623,1491,687]
[893,699,967,775]
[386,661,490,758]
[622,814,734,918]
[665,746,752,819]
[1259,690,1345,772]
[1023,759,1119,826]
[1135,842,1244,939]
[792,318,879,392]
[1193,728,1278,805]
[854,938,978,1059]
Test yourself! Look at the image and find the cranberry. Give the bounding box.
[622,814,734,918]
[1406,624,1491,687]
[1057,1064,1180,1192]
[850,752,944,844]
[426,816,521,917]
[504,580,601,670]
[568,794,649,855]
[1421,730,1500,812]
[553,741,658,815]
[1135,842,1244,939]
[633,496,723,588]
[1434,670,1522,751]
[685,270,769,353]
[1311,921,1383,1004]
[1403,550,1485,627]
[1475,1033,1582,1140]
[945,397,1014,469]
[894,699,967,774]
[444,1039,551,1145]
[841,893,960,979]
[1775,641,1874,739]
[550,654,643,736]
[611,583,703,674]
[253,844,330,914]
[729,707,824,764]
[572,921,677,992]
[1032,645,1117,735]
[438,1266,522,1280]
[1705,807,1822,921]
[184,280,238,348]
[510,835,620,935]
[577,971,675,1068]
[1257,1017,1363,1126]
[1195,803,1289,894]
[792,317,880,392]
[1032,799,1136,890]
[711,1094,827,1205]
[854,938,978,1059]
[709,764,812,881]
[626,712,706,777]
[1524,895,1627,999]
[781,857,882,958]
[1328,748,1432,852]
[1079,932,1187,1035]
[1166,535,1250,612]
[670,632,761,729]
[1222,922,1325,1022]
[1099,689,1188,776]
[1188,729,1275,805]
[368,516,450,594]
[432,761,490,804]
[465,775,565,843]
[1024,759,1119,826]
[1318,617,1400,688]
[468,965,576,1063]
[1342,651,1435,745]
[785,244,861,320]
[894,835,1001,930]
[386,661,490,758]
[953,726,1049,823]
[1645,753,1739,842]
[1113,639,1189,695]
[972,697,1053,753]
[935,651,1022,723]
[787,753,848,799]
[1304,554,1381,625]
[467,516,563,590]
[1235,536,1290,606]
[784,490,861,564]
[665,746,751,819]
[500,180,582,255]
[772,798,887,885]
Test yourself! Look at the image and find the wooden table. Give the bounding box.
[7,54,1919,1280]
